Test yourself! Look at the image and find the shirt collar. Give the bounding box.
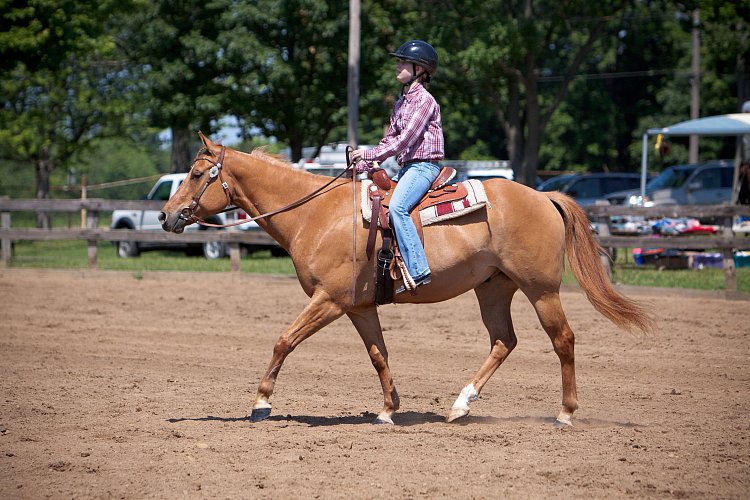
[401,83,424,102]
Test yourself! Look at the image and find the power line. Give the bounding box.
[538,68,690,83]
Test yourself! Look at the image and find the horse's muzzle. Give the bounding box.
[159,211,187,234]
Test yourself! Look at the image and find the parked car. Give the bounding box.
[537,173,643,206]
[605,160,734,207]
[111,173,279,259]
[459,167,515,182]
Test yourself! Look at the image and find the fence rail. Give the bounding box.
[0,198,277,271]
[2,198,750,291]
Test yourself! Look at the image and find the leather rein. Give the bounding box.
[180,146,354,228]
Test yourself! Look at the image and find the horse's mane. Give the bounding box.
[249,147,295,170]
[248,146,340,180]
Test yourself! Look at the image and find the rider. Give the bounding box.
[351,40,444,293]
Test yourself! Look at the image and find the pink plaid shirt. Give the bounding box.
[357,83,444,172]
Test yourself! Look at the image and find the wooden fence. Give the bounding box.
[2,197,750,291]
[0,198,277,272]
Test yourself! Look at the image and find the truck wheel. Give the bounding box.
[203,240,227,259]
[116,240,140,258]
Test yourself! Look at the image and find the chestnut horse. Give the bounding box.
[159,133,652,427]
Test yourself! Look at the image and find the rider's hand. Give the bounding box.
[350,149,365,163]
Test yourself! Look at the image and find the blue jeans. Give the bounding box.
[390,161,441,280]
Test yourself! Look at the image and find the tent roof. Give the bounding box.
[647,113,750,137]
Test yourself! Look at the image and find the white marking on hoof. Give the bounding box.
[374,412,394,425]
[447,384,478,423]
[554,412,573,429]
[253,400,272,411]
[446,406,469,423]
[250,400,272,422]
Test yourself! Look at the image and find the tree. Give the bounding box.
[0,0,138,226]
[540,1,688,171]
[445,0,635,185]
[114,0,242,172]
[227,0,352,162]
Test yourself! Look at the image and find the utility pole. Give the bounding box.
[347,0,361,149]
[689,9,700,163]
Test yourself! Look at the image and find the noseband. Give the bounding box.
[179,146,230,224]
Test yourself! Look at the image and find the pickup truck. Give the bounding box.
[111,173,279,259]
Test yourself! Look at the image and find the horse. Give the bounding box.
[159,132,653,427]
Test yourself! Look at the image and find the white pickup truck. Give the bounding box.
[111,173,278,259]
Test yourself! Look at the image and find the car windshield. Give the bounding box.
[538,176,575,192]
[647,167,695,190]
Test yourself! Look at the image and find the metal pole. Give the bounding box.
[689,9,700,163]
[347,0,361,149]
[641,133,649,202]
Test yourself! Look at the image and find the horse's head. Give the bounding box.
[159,132,232,233]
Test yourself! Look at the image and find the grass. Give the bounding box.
[6,240,749,293]
[561,248,750,293]
[8,240,296,275]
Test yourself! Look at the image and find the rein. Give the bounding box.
[347,146,357,306]
[181,146,355,228]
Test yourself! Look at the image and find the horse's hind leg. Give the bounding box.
[447,276,518,423]
[249,290,344,422]
[531,292,578,427]
[347,307,400,424]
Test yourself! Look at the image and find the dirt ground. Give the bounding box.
[0,268,748,499]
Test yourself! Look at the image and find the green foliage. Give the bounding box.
[0,0,123,71]
[2,0,750,199]
[0,0,143,214]
[226,0,353,160]
[11,240,749,292]
[10,240,297,275]
[458,141,497,161]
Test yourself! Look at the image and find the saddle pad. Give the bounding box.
[361,179,488,227]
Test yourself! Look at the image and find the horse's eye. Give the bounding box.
[191,170,203,180]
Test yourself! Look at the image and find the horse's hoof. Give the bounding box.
[446,407,469,423]
[553,417,572,429]
[249,407,272,422]
[373,413,394,425]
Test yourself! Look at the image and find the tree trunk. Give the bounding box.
[504,76,524,184]
[34,149,53,229]
[289,133,304,163]
[170,126,193,173]
[521,60,541,187]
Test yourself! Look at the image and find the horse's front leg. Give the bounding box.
[249,290,344,422]
[347,308,400,424]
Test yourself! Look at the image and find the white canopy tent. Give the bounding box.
[640,113,750,202]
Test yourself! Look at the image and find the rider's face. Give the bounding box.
[396,59,415,84]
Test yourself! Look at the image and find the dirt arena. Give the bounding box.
[1,268,748,498]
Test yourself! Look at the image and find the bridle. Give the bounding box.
[179,146,230,225]
[179,145,355,228]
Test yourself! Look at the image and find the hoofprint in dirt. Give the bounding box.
[0,268,747,498]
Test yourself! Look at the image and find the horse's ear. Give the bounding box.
[198,131,209,148]
[198,131,217,151]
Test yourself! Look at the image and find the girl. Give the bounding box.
[351,40,444,293]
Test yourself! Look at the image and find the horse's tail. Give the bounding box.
[546,192,654,334]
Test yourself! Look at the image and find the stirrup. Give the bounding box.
[395,275,431,294]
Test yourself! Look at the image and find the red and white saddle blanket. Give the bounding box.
[360,178,488,227]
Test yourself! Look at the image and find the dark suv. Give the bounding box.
[537,173,643,206]
[605,160,734,206]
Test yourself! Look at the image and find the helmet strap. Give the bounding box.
[400,64,428,96]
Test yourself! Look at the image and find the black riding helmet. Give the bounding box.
[389,40,438,83]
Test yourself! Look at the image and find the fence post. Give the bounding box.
[723,216,737,292]
[1,197,10,266]
[87,208,99,270]
[229,242,241,273]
